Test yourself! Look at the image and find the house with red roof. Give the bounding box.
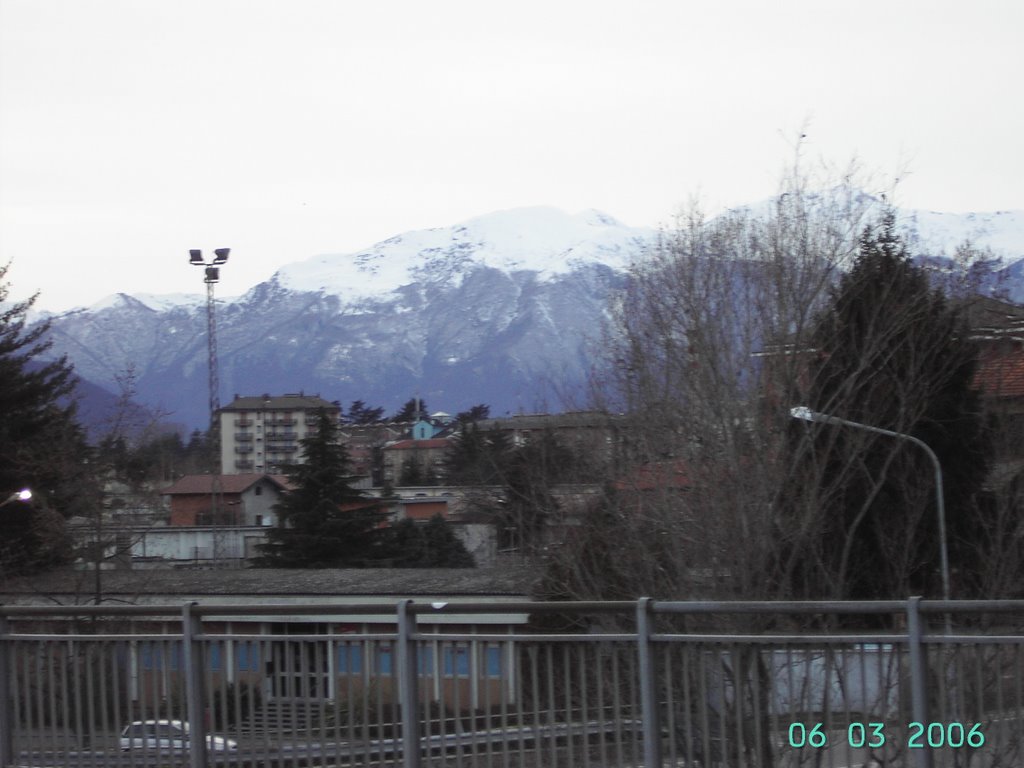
[967,297,1024,420]
[162,473,292,527]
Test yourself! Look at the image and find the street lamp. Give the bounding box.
[789,406,951,606]
[0,488,31,508]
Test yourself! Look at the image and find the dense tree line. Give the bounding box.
[95,429,214,485]
[342,398,491,426]
[256,409,474,568]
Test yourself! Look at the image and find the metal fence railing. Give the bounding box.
[3,597,1024,767]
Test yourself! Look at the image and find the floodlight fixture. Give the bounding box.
[213,248,230,264]
[189,249,204,264]
[205,266,220,284]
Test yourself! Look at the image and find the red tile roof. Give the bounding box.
[974,347,1024,398]
[162,474,292,495]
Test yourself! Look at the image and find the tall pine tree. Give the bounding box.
[257,409,386,567]
[779,213,989,600]
[0,267,97,575]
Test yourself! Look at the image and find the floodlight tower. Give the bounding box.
[189,248,230,429]
[190,249,230,555]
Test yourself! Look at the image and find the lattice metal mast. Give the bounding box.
[189,248,230,443]
[205,275,220,419]
[189,249,230,553]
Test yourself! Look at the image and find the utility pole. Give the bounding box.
[190,248,230,562]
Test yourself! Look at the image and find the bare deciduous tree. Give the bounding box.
[552,162,879,604]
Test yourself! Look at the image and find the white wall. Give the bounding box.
[130,526,268,562]
[240,481,281,526]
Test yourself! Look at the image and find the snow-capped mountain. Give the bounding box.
[43,207,654,430]
[275,206,650,302]
[36,203,1024,432]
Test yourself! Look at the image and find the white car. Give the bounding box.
[120,719,238,752]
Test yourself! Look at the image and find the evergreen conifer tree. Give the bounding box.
[257,409,386,567]
[420,514,475,567]
[344,400,385,424]
[385,514,475,568]
[391,397,426,423]
[0,268,97,575]
[781,213,990,599]
[444,422,510,485]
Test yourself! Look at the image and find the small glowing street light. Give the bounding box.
[0,488,32,508]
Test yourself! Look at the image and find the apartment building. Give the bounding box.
[219,393,341,474]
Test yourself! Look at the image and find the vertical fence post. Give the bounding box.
[636,597,662,768]
[182,602,208,768]
[0,615,12,768]
[397,600,422,768]
[906,597,934,768]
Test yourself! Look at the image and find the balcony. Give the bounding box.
[235,433,254,442]
[234,418,253,427]
[234,459,254,470]
[235,446,254,454]
[267,417,296,426]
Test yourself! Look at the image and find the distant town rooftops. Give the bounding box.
[384,438,451,451]
[962,295,1024,341]
[475,411,620,431]
[220,393,339,412]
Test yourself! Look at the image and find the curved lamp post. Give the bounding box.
[790,406,951,605]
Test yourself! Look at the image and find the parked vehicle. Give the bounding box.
[119,720,238,752]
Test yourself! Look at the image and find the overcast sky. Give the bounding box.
[1,0,1021,312]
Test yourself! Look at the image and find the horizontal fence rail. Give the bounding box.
[2,598,1024,767]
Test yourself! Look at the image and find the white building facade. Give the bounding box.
[219,393,341,474]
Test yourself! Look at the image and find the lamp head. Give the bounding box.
[205,266,220,283]
[189,249,204,264]
[213,248,230,264]
[0,488,31,508]
[790,406,816,422]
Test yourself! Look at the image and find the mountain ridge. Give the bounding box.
[35,202,1024,432]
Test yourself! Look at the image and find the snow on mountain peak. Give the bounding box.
[274,206,656,301]
[83,292,207,313]
[271,201,1024,305]
[898,208,1024,260]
